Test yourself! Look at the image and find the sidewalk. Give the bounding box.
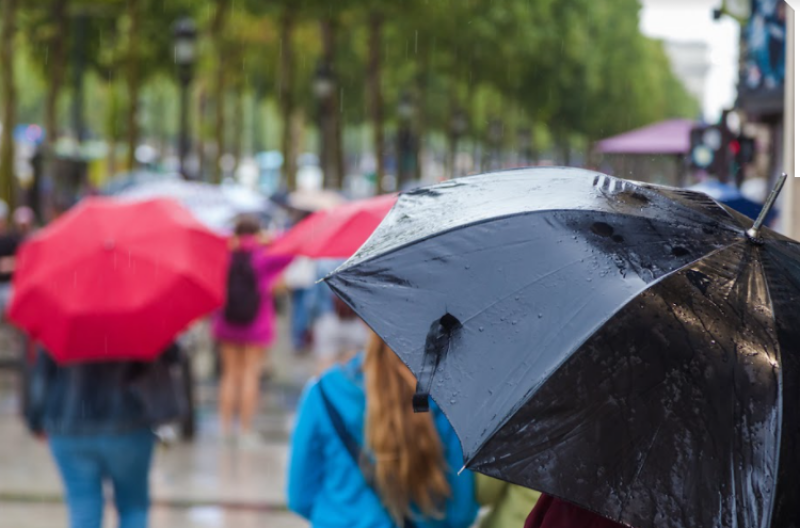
[0,502,304,528]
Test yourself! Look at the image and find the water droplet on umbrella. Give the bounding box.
[478,326,484,332]
[538,313,543,318]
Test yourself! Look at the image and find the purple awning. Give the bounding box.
[595,119,698,155]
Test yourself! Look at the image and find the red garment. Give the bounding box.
[524,495,627,528]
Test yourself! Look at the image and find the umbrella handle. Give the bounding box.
[413,313,461,413]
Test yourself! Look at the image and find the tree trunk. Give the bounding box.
[124,0,141,171]
[0,0,17,207]
[252,80,264,154]
[212,73,225,183]
[446,106,457,179]
[211,0,227,184]
[367,12,384,193]
[583,140,594,170]
[320,17,343,189]
[279,9,296,190]
[106,81,120,177]
[447,132,457,178]
[231,88,244,171]
[155,85,167,162]
[414,49,430,184]
[334,99,345,189]
[196,85,208,181]
[44,0,68,152]
[291,108,304,185]
[465,80,477,174]
[561,139,571,166]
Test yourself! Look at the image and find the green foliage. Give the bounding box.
[11,0,699,158]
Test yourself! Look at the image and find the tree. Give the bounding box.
[123,0,141,170]
[319,15,342,189]
[6,0,701,195]
[46,0,68,149]
[210,0,227,183]
[367,11,383,191]
[0,0,18,207]
[279,8,296,190]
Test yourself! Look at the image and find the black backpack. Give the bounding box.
[223,250,261,325]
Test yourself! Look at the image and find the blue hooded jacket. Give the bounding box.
[287,352,479,528]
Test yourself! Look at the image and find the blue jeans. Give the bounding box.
[49,429,156,528]
[291,288,312,350]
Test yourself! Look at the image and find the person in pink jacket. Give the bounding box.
[213,216,292,446]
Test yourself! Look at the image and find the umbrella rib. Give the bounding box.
[630,182,746,230]
[345,197,743,271]
[754,246,785,528]
[617,419,665,520]
[464,239,745,469]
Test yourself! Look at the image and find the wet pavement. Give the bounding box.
[0,502,304,528]
[0,314,315,528]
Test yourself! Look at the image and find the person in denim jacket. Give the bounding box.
[26,344,181,528]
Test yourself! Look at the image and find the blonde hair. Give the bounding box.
[363,331,451,523]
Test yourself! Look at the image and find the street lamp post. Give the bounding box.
[313,60,336,188]
[173,17,197,180]
[397,91,415,190]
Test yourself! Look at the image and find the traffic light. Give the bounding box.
[731,134,756,186]
[689,119,753,183]
[689,125,724,173]
[735,135,756,164]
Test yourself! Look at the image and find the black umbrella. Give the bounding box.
[326,167,799,528]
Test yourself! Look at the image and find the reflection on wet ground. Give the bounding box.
[0,502,305,528]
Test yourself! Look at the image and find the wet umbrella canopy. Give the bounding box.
[325,167,800,528]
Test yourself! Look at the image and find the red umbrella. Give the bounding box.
[8,198,227,364]
[268,193,397,258]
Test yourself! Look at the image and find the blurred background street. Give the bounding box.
[0,0,795,526]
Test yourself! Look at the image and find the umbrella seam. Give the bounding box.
[755,244,784,528]
[332,205,743,277]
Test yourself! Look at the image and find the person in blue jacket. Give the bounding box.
[287,330,479,528]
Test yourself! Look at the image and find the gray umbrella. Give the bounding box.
[326,167,799,528]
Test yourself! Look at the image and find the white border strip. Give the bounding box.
[780,2,797,236]
[788,1,798,178]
